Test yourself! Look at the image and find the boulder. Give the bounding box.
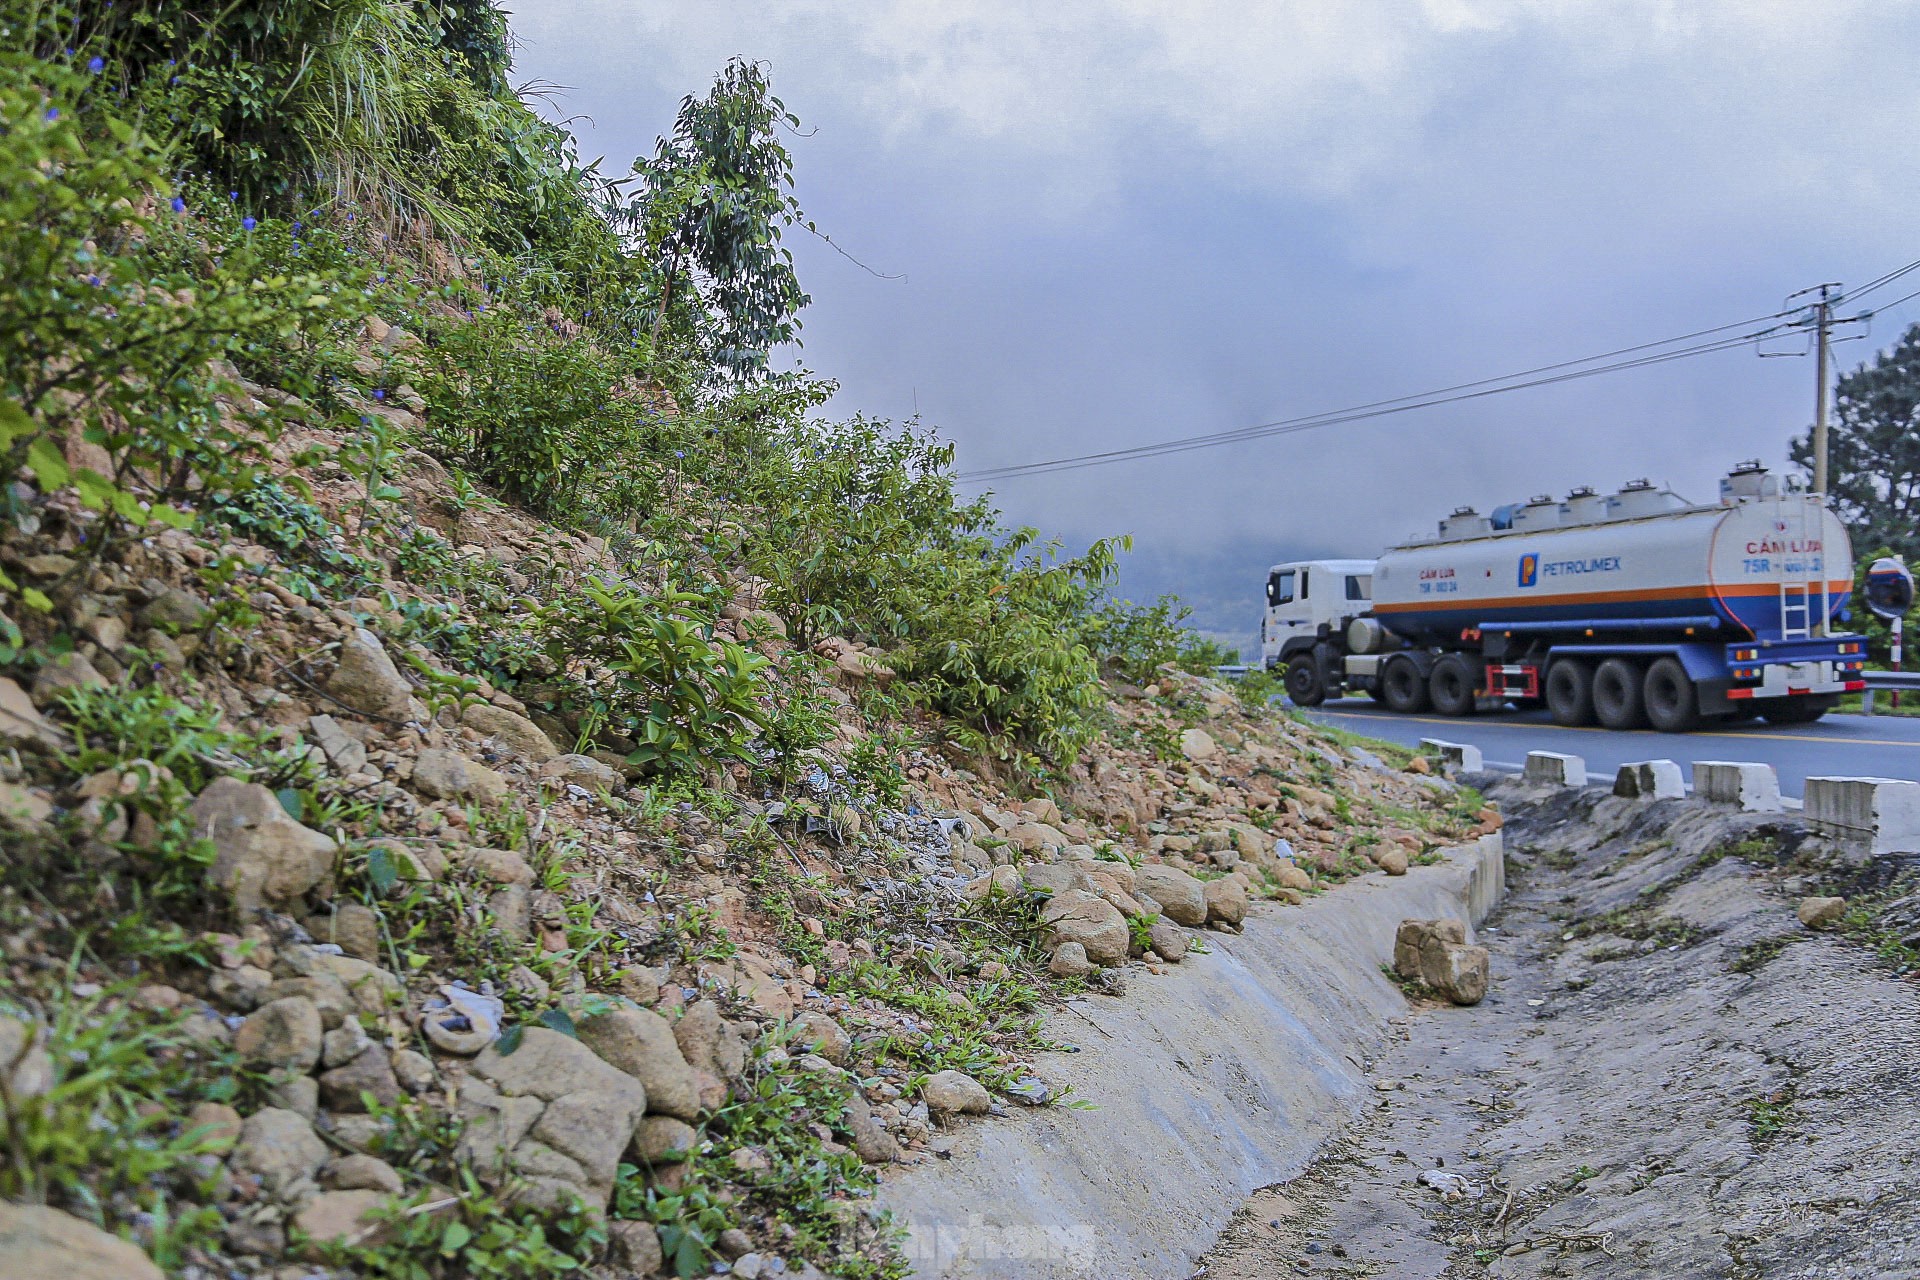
[230,1107,328,1196]
[1048,941,1096,977]
[0,677,71,752]
[578,1005,702,1121]
[323,1155,404,1194]
[31,652,105,701]
[234,997,323,1072]
[0,1014,53,1100]
[461,846,535,885]
[138,586,209,631]
[189,777,336,914]
[263,974,352,1029]
[0,780,53,834]
[788,1011,851,1066]
[1179,728,1219,762]
[391,1048,436,1094]
[292,1189,392,1257]
[922,1069,991,1115]
[672,999,734,1078]
[1274,861,1313,892]
[318,1043,403,1113]
[304,902,381,963]
[842,1086,900,1163]
[0,1202,163,1280]
[1022,863,1091,898]
[540,753,621,790]
[470,1028,648,1205]
[1134,864,1208,926]
[460,702,558,762]
[607,1220,666,1276]
[631,1114,697,1163]
[1203,875,1248,925]
[327,628,413,721]
[1376,846,1410,876]
[184,1101,243,1152]
[306,714,368,776]
[1797,895,1847,929]
[1039,890,1130,966]
[1147,921,1189,962]
[1393,918,1489,1005]
[409,748,474,800]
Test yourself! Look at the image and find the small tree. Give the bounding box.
[1792,323,1920,561]
[625,59,810,379]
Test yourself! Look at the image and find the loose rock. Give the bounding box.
[327,628,413,721]
[1797,895,1847,929]
[922,1069,992,1116]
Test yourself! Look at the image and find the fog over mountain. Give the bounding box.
[512,1,1920,646]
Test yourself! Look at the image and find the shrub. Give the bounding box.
[420,308,662,521]
[538,580,770,777]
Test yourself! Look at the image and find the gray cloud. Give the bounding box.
[511,1,1920,636]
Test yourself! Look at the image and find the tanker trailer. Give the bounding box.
[1263,461,1868,730]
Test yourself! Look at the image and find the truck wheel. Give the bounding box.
[1428,654,1479,716]
[1283,660,1325,707]
[1643,657,1700,732]
[1545,659,1595,726]
[1760,694,1838,725]
[1593,658,1648,730]
[1381,657,1430,713]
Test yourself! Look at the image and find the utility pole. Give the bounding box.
[1811,282,1834,497]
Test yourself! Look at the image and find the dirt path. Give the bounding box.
[1202,781,1920,1280]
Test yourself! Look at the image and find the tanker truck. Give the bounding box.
[1261,460,1868,731]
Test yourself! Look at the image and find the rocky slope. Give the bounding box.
[0,323,1499,1279]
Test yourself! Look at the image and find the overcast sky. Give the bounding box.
[510,1,1920,640]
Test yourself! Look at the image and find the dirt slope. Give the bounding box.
[1204,778,1920,1280]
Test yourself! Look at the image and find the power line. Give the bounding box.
[962,328,1781,482]
[957,259,1917,484]
[959,308,1797,482]
[1838,258,1920,307]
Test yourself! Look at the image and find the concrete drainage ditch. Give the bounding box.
[884,752,1920,1280]
[876,833,1504,1279]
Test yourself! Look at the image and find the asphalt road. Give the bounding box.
[1304,698,1920,799]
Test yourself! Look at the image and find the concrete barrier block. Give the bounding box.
[1523,751,1586,788]
[1804,777,1920,854]
[1614,760,1685,800]
[1692,761,1783,813]
[1419,738,1483,774]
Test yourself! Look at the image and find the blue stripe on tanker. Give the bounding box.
[1382,590,1851,641]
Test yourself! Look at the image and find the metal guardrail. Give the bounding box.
[1860,669,1920,714]
[1213,665,1251,679]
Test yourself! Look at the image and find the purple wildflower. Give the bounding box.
[170,196,186,213]
[87,56,103,73]
[242,216,256,231]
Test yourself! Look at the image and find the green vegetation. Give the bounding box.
[0,5,1373,1277]
[1746,1088,1797,1146]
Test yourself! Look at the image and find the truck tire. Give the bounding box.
[1760,694,1838,725]
[1643,657,1701,732]
[1545,659,1595,727]
[1593,658,1648,730]
[1428,653,1479,716]
[1284,660,1325,707]
[1381,656,1430,713]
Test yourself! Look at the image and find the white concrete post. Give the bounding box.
[1691,761,1783,813]
[1523,751,1586,788]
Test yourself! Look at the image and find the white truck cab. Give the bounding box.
[1261,558,1378,682]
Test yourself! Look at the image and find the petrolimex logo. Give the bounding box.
[1518,553,1540,588]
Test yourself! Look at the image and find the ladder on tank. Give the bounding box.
[1775,493,1826,641]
